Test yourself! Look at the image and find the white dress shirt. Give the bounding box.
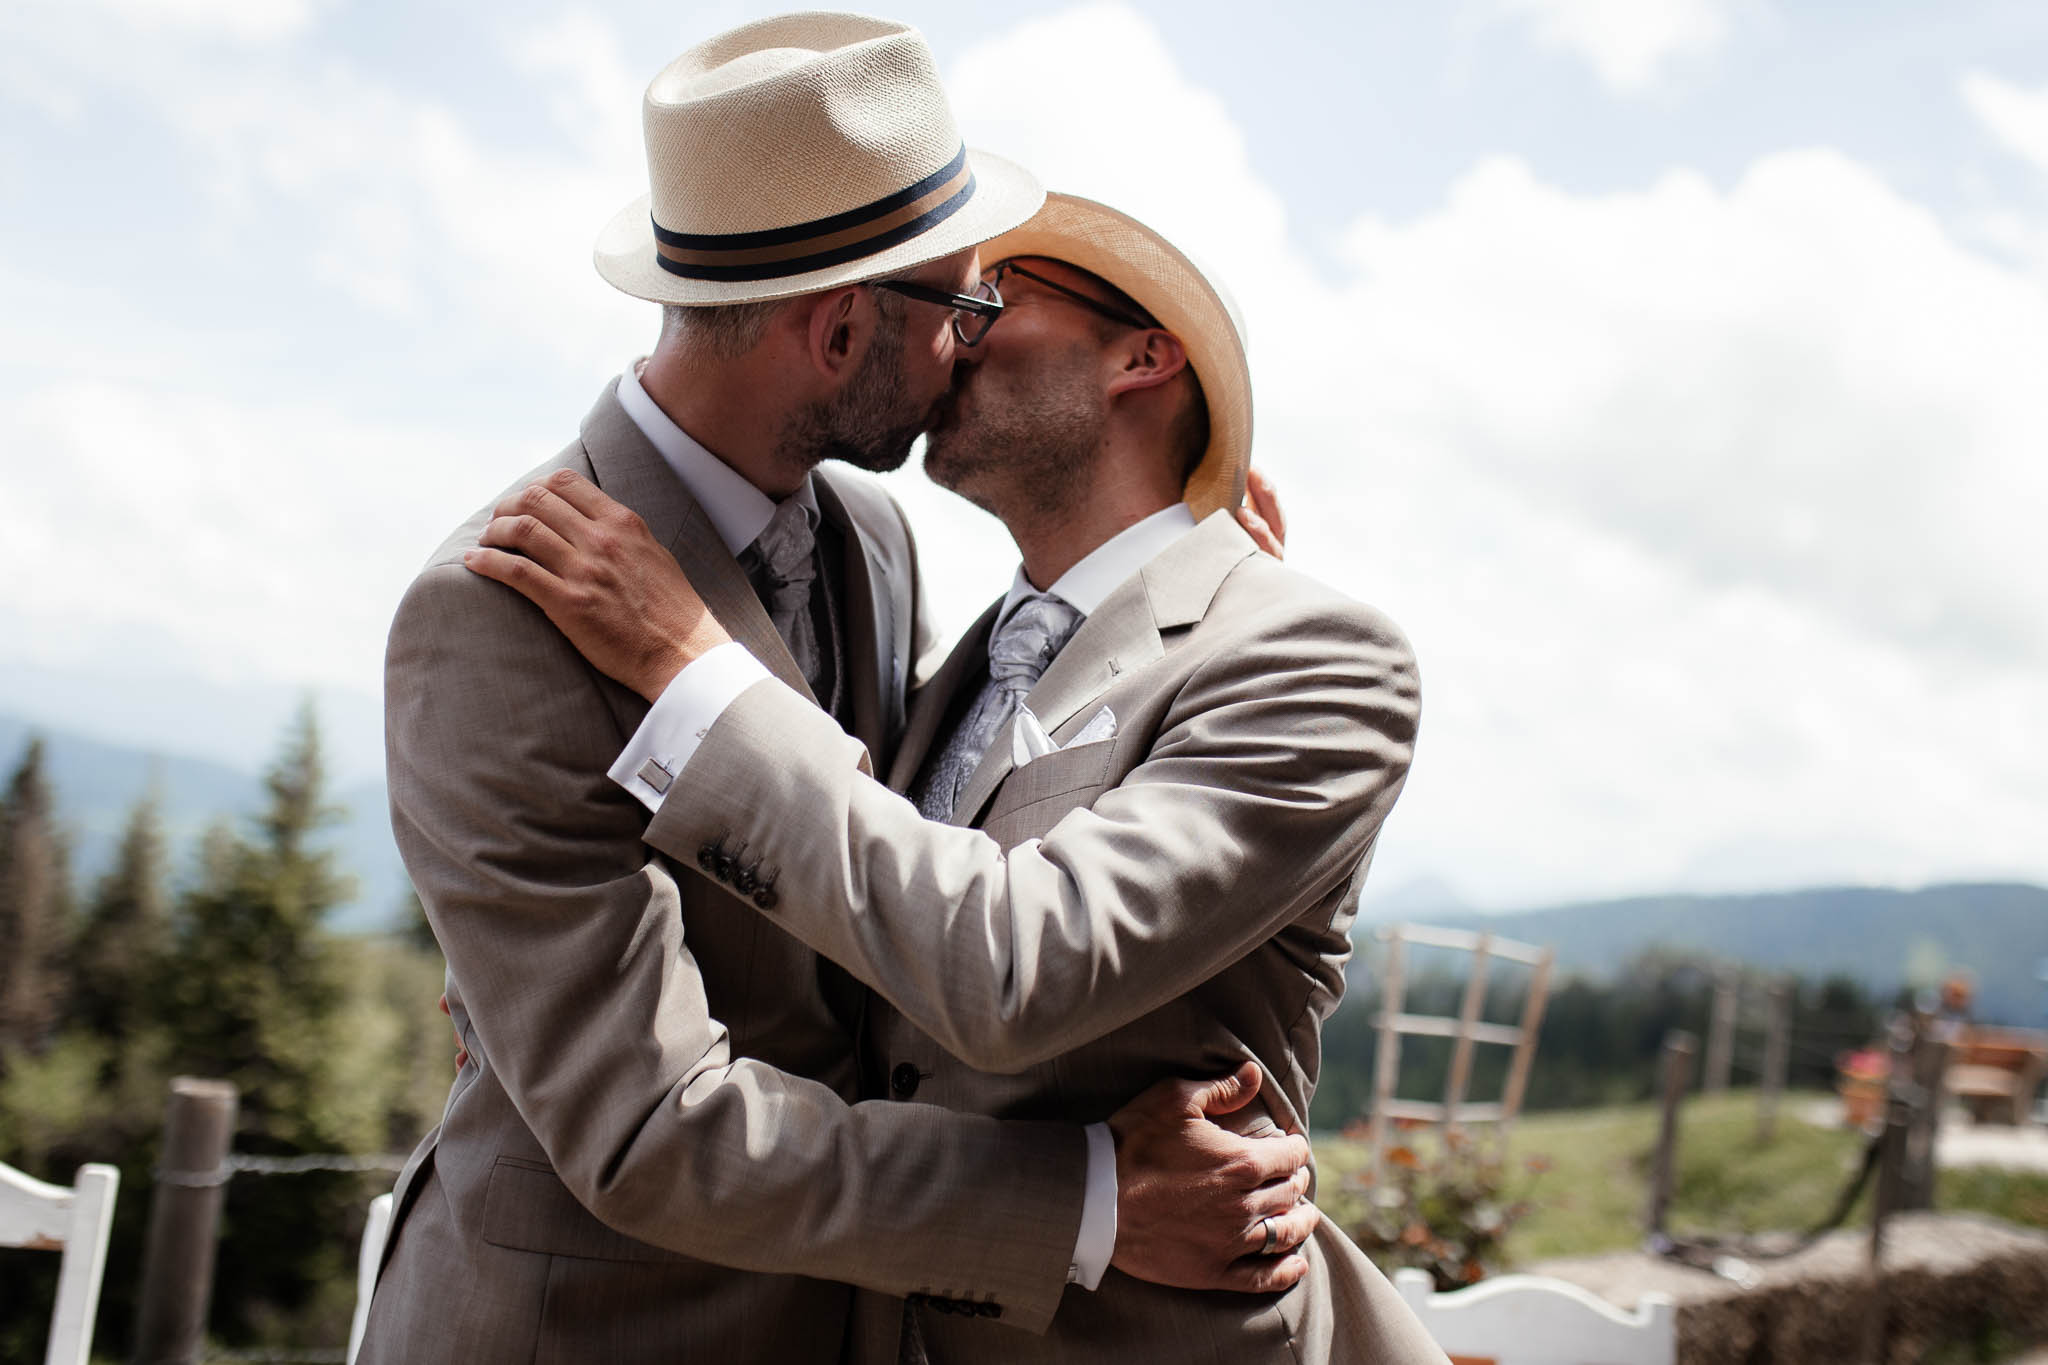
[615,364,818,553]
[607,370,1161,1288]
[615,500,1200,802]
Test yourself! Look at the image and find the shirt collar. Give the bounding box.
[617,365,817,556]
[994,502,1200,636]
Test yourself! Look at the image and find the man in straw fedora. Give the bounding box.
[468,174,1449,1360]
[364,13,1324,1365]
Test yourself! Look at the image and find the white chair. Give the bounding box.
[0,1159,120,1365]
[1393,1267,1677,1365]
[346,1191,396,1365]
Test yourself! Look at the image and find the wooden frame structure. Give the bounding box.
[1368,923,1555,1179]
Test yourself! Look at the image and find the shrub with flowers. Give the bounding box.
[1326,1128,1548,1290]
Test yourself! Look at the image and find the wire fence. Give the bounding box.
[134,1088,407,1365]
[158,1152,410,1188]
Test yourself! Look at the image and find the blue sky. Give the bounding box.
[2,0,2044,910]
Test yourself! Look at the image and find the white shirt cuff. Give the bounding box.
[1069,1121,1117,1289]
[607,642,773,811]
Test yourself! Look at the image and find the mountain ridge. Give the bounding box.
[1362,882,2048,1024]
[6,713,2042,1013]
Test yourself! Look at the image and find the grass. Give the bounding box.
[1316,1090,2048,1268]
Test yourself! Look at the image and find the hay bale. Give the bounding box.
[1525,1213,2048,1364]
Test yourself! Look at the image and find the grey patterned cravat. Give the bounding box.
[737,497,823,696]
[912,591,1085,821]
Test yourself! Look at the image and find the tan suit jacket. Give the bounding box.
[360,383,1088,1364]
[645,511,1449,1362]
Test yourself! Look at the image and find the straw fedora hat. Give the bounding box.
[978,194,1251,519]
[595,13,1044,306]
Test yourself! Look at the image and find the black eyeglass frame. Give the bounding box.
[868,278,1005,345]
[987,260,1156,332]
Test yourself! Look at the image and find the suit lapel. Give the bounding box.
[578,381,817,708]
[812,474,886,759]
[887,599,1001,798]
[950,511,1258,827]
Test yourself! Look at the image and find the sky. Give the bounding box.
[1,0,2043,911]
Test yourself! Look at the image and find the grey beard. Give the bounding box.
[779,304,923,474]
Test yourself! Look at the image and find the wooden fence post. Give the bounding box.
[1645,1031,1696,1238]
[1758,980,1792,1142]
[1705,972,1737,1094]
[1369,928,1408,1185]
[1900,1012,1950,1212]
[134,1077,237,1365]
[1864,1013,1920,1365]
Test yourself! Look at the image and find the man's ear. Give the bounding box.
[800,286,867,381]
[1105,328,1189,399]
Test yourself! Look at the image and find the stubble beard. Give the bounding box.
[780,304,932,476]
[924,342,1106,525]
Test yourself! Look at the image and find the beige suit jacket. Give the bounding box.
[645,510,1449,1363]
[359,383,1089,1365]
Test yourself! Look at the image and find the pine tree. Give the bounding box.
[0,737,74,1061]
[158,701,372,1345]
[69,787,172,1046]
[162,702,356,1142]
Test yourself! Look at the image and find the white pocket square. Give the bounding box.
[1069,705,1117,747]
[1013,704,1117,767]
[1011,706,1056,766]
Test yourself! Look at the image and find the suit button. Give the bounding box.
[732,863,758,895]
[752,875,778,909]
[696,844,721,873]
[890,1063,921,1100]
[976,1302,1001,1319]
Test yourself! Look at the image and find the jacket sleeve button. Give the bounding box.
[890,1062,921,1100]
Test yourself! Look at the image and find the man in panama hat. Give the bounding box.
[468,187,1451,1361]
[362,15,1317,1365]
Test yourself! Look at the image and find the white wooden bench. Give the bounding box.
[346,1191,396,1365]
[1393,1266,1676,1365]
[0,1159,120,1365]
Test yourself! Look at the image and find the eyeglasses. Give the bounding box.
[869,277,1005,345]
[987,261,1154,332]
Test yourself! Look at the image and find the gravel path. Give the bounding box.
[1799,1098,2048,1172]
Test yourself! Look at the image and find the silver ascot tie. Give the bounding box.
[913,591,1085,822]
[738,497,822,694]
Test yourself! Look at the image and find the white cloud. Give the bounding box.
[0,378,508,701]
[2,1,2044,908]
[1964,70,2048,177]
[0,1,649,369]
[1321,151,2048,670]
[917,4,2048,905]
[1484,0,1737,94]
[14,0,316,45]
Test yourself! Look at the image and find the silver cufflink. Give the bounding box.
[635,758,674,794]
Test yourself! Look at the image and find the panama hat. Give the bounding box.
[978,194,1251,519]
[595,13,1044,306]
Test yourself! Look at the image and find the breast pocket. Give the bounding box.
[981,739,1118,847]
